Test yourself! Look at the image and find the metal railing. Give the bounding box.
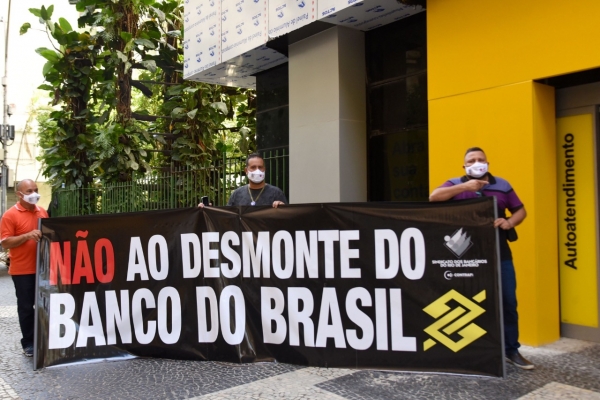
[262,148,288,199]
[51,148,288,217]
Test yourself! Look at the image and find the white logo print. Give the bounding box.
[444,228,473,258]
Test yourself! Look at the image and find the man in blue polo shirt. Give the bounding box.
[429,147,534,370]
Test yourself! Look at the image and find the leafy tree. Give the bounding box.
[21,0,257,193]
[22,5,105,188]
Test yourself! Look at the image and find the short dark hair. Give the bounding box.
[246,153,264,167]
[465,147,485,156]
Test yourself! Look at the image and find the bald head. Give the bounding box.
[16,179,35,192]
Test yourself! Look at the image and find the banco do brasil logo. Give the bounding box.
[423,289,486,352]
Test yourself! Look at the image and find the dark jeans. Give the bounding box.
[501,259,520,355]
[11,274,36,349]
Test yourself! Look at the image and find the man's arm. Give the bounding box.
[429,179,489,202]
[494,206,527,230]
[272,187,288,208]
[1,230,42,249]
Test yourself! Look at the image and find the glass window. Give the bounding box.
[366,12,428,201]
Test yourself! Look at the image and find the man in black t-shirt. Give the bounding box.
[199,153,287,208]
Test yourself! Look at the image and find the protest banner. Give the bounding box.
[35,198,502,376]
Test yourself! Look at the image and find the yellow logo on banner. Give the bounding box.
[423,290,486,352]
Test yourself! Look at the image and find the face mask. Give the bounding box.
[465,162,488,178]
[20,192,41,205]
[248,169,265,184]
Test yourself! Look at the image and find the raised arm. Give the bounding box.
[429,179,488,202]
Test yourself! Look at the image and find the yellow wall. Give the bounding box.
[425,0,600,345]
[428,0,600,100]
[429,81,559,346]
[531,83,560,344]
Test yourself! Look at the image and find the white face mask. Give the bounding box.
[247,169,265,184]
[20,192,41,205]
[465,162,488,178]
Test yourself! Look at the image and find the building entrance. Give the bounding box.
[556,82,600,342]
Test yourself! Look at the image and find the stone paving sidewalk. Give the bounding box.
[2,264,600,400]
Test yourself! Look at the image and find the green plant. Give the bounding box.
[22,1,256,206]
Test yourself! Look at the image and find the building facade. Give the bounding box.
[186,0,600,346]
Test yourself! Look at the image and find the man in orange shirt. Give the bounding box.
[1,179,48,357]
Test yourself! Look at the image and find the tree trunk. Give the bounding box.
[115,3,139,123]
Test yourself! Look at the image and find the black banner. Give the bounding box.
[35,198,503,376]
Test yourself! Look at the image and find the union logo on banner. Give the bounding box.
[444,228,473,258]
